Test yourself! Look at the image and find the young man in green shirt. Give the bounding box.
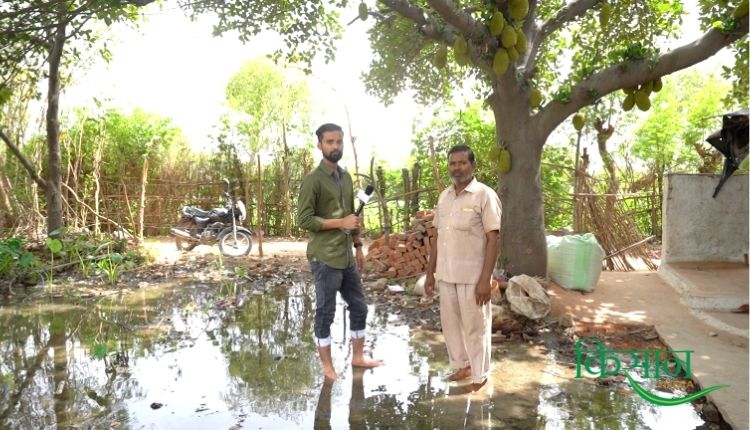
[297,123,382,381]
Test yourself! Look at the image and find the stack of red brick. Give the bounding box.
[366,210,436,278]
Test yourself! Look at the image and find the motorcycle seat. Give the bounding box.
[183,206,211,217]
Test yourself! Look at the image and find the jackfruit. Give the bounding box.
[501,25,517,48]
[734,0,748,18]
[599,3,613,27]
[641,81,653,94]
[498,148,511,173]
[634,91,650,111]
[489,11,505,36]
[508,0,529,20]
[622,94,635,111]
[508,46,519,61]
[358,2,368,21]
[515,28,527,53]
[455,50,470,66]
[623,87,636,95]
[530,88,542,108]
[493,48,510,75]
[573,113,585,131]
[454,35,468,55]
[652,77,663,92]
[434,45,448,68]
[489,145,502,163]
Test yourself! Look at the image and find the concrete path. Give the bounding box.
[549,270,749,430]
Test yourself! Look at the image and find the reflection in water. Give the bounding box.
[0,279,713,429]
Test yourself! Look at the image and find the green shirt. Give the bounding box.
[297,161,358,269]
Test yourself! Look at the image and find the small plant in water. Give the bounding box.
[46,237,63,287]
[97,247,124,287]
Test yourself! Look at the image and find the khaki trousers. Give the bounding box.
[438,280,492,384]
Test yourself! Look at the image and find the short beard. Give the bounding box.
[323,150,342,163]
[451,174,472,186]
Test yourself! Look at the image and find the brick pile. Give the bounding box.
[366,210,436,278]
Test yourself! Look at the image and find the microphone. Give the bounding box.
[354,185,374,216]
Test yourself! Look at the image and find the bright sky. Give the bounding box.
[62,3,424,169]
[60,1,733,172]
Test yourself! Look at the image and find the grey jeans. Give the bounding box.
[310,261,369,340]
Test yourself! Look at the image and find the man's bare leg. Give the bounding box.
[351,337,383,368]
[447,366,472,381]
[319,346,337,381]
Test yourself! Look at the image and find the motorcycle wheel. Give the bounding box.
[175,220,198,252]
[218,230,252,257]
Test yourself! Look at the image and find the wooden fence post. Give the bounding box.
[257,154,264,257]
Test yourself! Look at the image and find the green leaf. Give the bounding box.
[47,238,63,254]
[93,343,109,359]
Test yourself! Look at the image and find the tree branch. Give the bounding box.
[425,0,485,39]
[379,0,493,73]
[536,17,749,137]
[0,129,48,188]
[524,0,601,80]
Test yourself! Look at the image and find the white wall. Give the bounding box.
[662,173,749,263]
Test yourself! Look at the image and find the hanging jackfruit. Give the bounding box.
[489,11,505,36]
[634,91,650,111]
[501,25,517,48]
[530,88,542,108]
[641,81,653,94]
[489,145,502,163]
[623,87,636,95]
[455,51,470,66]
[515,28,527,53]
[493,48,510,75]
[734,0,748,18]
[652,77,663,92]
[358,2,368,21]
[508,0,529,20]
[622,94,635,111]
[508,46,519,61]
[599,3,613,27]
[573,113,585,130]
[454,35,468,55]
[498,148,511,173]
[434,45,448,68]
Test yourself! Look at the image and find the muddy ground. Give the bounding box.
[0,237,727,429]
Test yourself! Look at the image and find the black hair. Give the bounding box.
[315,123,344,142]
[447,145,475,163]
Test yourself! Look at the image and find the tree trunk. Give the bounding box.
[410,162,420,218]
[401,168,410,229]
[490,94,547,277]
[256,154,264,257]
[282,122,291,237]
[377,165,391,246]
[0,173,14,227]
[45,19,66,234]
[138,153,148,242]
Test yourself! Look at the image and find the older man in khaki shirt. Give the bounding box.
[425,145,502,390]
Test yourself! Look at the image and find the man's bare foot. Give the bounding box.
[352,357,384,368]
[447,366,471,381]
[323,367,337,381]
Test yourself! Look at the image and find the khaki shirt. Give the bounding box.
[433,177,502,284]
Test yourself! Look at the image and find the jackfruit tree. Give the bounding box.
[359,0,747,276]
[187,0,747,276]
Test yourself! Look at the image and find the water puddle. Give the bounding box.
[0,279,717,429]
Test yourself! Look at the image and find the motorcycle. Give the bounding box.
[169,178,253,257]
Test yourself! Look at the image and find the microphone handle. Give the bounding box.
[354,201,365,216]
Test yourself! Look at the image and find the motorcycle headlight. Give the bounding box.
[236,200,247,221]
